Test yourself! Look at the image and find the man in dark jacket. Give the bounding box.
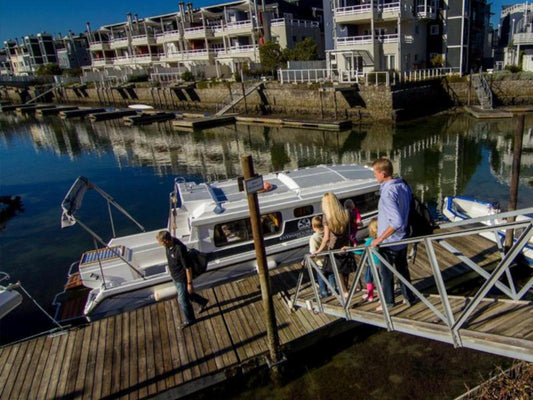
[157,230,208,329]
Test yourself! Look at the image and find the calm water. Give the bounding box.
[1,112,532,395]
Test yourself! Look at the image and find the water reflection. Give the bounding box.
[2,113,531,209]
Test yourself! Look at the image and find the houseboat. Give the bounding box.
[55,164,380,321]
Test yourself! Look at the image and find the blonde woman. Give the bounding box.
[312,192,351,297]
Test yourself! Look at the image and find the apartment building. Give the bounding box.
[56,32,91,70]
[3,40,33,75]
[324,0,490,80]
[85,0,323,80]
[493,2,533,72]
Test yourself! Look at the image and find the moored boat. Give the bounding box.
[443,196,533,263]
[54,164,380,321]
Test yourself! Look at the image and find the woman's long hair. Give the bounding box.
[321,192,349,234]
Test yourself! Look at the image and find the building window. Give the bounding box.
[430,25,439,35]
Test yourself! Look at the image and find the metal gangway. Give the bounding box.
[289,208,533,361]
[215,81,264,116]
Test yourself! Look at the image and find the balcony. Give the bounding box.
[335,34,399,50]
[216,45,258,59]
[215,20,253,37]
[156,30,181,44]
[160,49,213,62]
[89,40,111,51]
[380,2,401,20]
[183,26,216,40]
[334,5,375,24]
[270,18,320,28]
[92,58,115,66]
[134,54,159,64]
[131,34,156,46]
[514,32,533,45]
[416,4,437,19]
[110,37,129,49]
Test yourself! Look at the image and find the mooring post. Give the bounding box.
[505,113,524,250]
[240,155,282,383]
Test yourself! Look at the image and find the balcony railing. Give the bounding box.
[334,4,374,16]
[215,20,253,34]
[513,32,533,45]
[336,34,399,47]
[217,45,257,56]
[270,18,320,28]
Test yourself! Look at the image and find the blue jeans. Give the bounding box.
[318,271,337,298]
[378,247,415,306]
[174,280,207,324]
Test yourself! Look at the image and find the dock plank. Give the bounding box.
[50,330,77,399]
[36,334,62,400]
[18,338,45,400]
[23,338,52,399]
[82,322,100,399]
[92,319,108,399]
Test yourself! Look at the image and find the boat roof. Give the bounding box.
[178,164,378,224]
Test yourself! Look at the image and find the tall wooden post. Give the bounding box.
[240,155,282,382]
[505,113,524,250]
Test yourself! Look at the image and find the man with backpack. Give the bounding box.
[157,230,209,329]
[370,158,416,311]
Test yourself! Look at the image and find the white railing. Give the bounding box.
[110,37,128,45]
[215,20,253,33]
[217,45,257,55]
[270,18,320,28]
[336,35,373,46]
[278,68,333,84]
[156,29,180,39]
[334,4,374,16]
[336,34,399,46]
[381,2,401,12]
[513,32,533,45]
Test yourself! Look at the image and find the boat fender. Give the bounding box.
[154,285,178,302]
[258,181,274,193]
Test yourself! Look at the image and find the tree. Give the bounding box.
[292,38,318,61]
[259,41,283,75]
[35,63,62,76]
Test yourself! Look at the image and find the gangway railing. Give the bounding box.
[290,207,533,361]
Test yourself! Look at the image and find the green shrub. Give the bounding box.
[196,80,208,89]
[446,74,466,83]
[505,65,522,73]
[181,71,194,82]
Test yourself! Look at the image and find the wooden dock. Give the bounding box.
[1,233,531,399]
[60,108,107,119]
[464,106,513,119]
[235,116,352,131]
[172,115,236,131]
[36,106,79,116]
[88,109,137,122]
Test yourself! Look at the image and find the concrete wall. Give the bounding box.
[2,78,532,122]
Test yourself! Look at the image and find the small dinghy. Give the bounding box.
[443,196,533,264]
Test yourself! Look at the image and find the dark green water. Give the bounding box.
[0,112,531,396]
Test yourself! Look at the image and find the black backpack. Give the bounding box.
[408,194,436,238]
[187,248,209,279]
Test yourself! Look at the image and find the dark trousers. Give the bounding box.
[378,247,415,306]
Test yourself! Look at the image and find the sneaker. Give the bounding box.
[179,321,193,330]
[196,299,209,314]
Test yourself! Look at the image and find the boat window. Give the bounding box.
[213,212,283,247]
[294,205,313,218]
[340,191,380,215]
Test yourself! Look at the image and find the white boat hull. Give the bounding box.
[443,196,533,263]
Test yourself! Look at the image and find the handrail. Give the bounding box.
[291,207,533,351]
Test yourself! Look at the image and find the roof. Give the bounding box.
[177,164,378,225]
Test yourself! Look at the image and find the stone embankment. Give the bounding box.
[1,78,532,122]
